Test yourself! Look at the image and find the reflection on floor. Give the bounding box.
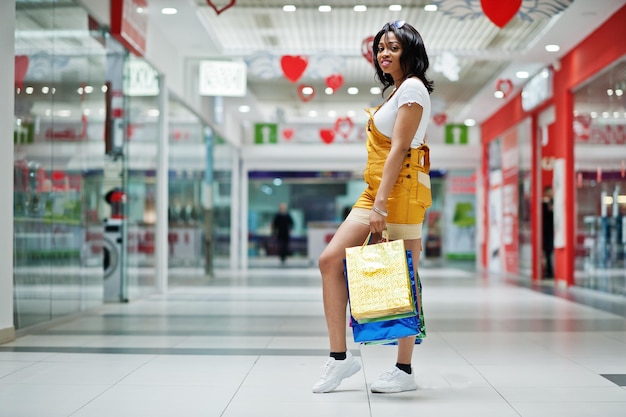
[2,263,626,417]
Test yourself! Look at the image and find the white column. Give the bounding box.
[230,150,240,270]
[155,75,169,292]
[0,0,16,344]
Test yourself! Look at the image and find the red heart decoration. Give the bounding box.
[14,55,29,89]
[496,78,514,98]
[334,117,354,139]
[282,128,294,140]
[480,0,521,28]
[361,36,375,65]
[433,113,447,126]
[281,55,308,83]
[320,129,335,144]
[325,74,344,91]
[206,0,236,15]
[297,84,315,102]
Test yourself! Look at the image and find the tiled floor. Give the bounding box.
[1,263,626,417]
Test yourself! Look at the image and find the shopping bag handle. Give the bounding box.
[363,231,389,247]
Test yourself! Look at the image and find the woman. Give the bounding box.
[313,20,433,394]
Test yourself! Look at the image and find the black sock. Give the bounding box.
[330,352,347,361]
[395,362,412,374]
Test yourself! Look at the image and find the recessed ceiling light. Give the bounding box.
[389,5,402,12]
[328,110,337,117]
[545,44,560,52]
[308,110,318,117]
[464,119,476,126]
[325,87,334,95]
[161,8,177,15]
[283,5,296,12]
[238,105,251,113]
[370,87,381,94]
[318,5,331,12]
[424,5,437,12]
[515,71,529,79]
[494,91,504,99]
[347,87,359,95]
[354,5,367,12]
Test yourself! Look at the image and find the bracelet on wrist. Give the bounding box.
[372,206,388,217]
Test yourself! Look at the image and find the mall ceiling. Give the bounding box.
[146,0,626,124]
[15,0,626,126]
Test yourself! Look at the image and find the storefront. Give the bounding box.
[481,5,626,294]
[12,0,219,330]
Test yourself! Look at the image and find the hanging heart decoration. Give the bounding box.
[206,0,236,15]
[495,78,514,98]
[325,73,344,91]
[480,0,522,28]
[14,55,29,90]
[432,113,447,126]
[334,117,354,139]
[361,36,375,65]
[282,128,294,141]
[280,55,308,83]
[319,129,335,144]
[297,84,315,102]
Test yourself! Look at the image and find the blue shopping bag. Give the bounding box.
[347,250,426,345]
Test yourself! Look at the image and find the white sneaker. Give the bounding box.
[312,351,361,393]
[370,367,417,393]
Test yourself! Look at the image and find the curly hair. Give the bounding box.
[373,21,434,96]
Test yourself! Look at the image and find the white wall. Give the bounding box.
[0,0,16,344]
[77,0,202,125]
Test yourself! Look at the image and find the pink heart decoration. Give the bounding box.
[334,117,354,139]
[320,129,335,144]
[325,74,344,91]
[206,0,236,15]
[282,128,294,140]
[297,84,315,102]
[281,55,308,83]
[432,113,447,126]
[480,0,521,28]
[361,36,375,65]
[496,78,514,98]
[14,55,29,89]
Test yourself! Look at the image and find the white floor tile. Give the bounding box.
[2,266,625,417]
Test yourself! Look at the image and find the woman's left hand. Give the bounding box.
[369,210,387,234]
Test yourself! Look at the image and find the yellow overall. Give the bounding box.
[352,107,432,230]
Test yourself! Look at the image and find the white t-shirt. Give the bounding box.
[372,77,431,148]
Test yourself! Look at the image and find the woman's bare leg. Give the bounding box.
[318,220,370,352]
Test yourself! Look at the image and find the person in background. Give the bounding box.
[272,202,294,264]
[313,20,433,394]
[542,186,554,278]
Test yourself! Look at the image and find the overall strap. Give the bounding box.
[417,144,430,174]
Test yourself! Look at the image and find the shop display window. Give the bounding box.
[13,0,107,328]
[573,57,626,295]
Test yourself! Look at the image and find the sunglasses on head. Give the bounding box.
[392,20,405,29]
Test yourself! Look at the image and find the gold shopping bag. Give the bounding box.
[345,234,415,323]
